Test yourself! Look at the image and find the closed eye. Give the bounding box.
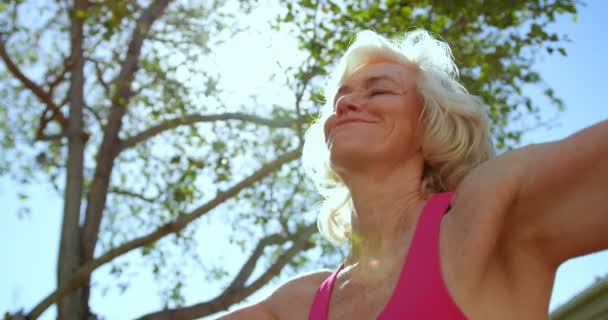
[370,89,393,96]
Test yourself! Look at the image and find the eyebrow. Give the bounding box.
[334,75,401,102]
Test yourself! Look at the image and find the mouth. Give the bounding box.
[334,119,373,127]
[327,119,374,139]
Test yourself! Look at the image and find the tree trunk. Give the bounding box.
[57,0,87,319]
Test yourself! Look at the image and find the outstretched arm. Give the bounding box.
[504,119,608,266]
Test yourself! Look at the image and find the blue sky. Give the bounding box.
[1,1,607,319]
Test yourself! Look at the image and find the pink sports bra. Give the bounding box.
[307,192,467,319]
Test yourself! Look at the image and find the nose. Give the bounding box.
[335,93,362,117]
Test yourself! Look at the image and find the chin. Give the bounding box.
[329,144,378,168]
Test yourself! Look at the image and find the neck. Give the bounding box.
[339,156,428,280]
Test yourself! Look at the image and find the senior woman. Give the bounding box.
[219,29,608,319]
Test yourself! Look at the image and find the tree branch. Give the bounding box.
[27,147,302,319]
[46,55,71,96]
[80,0,172,272]
[109,187,158,203]
[84,104,104,129]
[118,112,300,152]
[3,311,27,320]
[36,133,66,141]
[0,36,70,141]
[279,176,303,233]
[226,233,287,289]
[135,223,317,320]
[33,107,69,142]
[0,37,57,109]
[86,56,111,97]
[293,61,316,145]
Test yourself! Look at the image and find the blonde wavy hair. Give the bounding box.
[302,29,495,245]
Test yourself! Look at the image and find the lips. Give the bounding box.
[334,118,374,127]
[327,118,374,139]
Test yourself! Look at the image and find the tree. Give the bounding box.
[0,0,578,319]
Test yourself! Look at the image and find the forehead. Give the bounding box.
[341,60,417,87]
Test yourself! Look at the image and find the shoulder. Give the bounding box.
[216,270,332,320]
[269,269,333,302]
[266,269,334,318]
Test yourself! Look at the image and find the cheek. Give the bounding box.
[406,110,425,150]
[323,115,336,142]
[387,100,424,145]
[401,95,423,128]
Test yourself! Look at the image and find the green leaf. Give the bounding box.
[75,9,87,19]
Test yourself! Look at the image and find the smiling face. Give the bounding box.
[323,60,425,176]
